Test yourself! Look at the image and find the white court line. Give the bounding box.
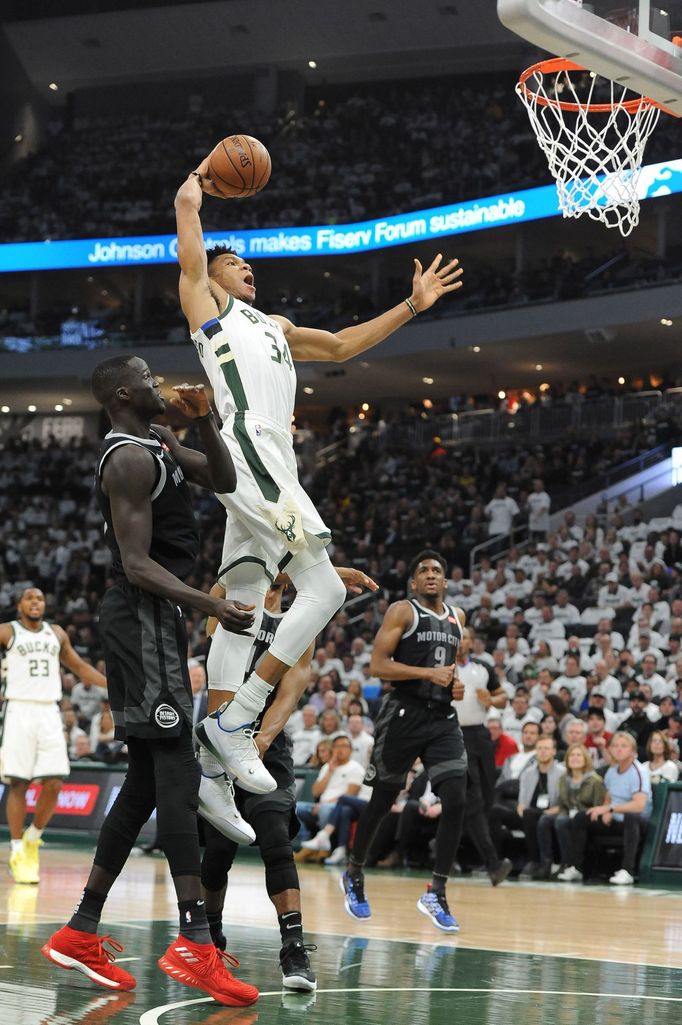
[139,985,682,1023]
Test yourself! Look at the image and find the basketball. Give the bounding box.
[207,134,271,198]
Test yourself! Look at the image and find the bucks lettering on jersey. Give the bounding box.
[190,296,296,432]
[392,599,462,706]
[4,621,62,702]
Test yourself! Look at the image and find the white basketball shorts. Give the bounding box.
[0,701,70,781]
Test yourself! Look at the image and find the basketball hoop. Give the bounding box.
[517,57,666,236]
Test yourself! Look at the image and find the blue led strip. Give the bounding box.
[0,158,680,273]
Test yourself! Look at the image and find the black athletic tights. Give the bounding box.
[92,726,202,888]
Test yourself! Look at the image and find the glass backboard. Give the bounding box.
[498,1,682,113]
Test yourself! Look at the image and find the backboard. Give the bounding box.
[498,1,682,113]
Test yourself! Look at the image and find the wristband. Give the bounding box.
[405,297,418,317]
[193,410,214,423]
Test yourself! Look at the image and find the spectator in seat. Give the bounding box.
[308,738,333,769]
[635,653,671,700]
[552,590,580,628]
[526,478,551,540]
[500,687,543,743]
[568,731,652,885]
[552,653,587,710]
[598,572,632,611]
[487,715,519,768]
[295,733,366,844]
[291,705,322,767]
[529,606,566,644]
[584,707,613,769]
[540,713,566,754]
[618,689,661,760]
[491,736,564,878]
[346,713,374,770]
[485,483,519,538]
[642,730,679,784]
[540,743,606,881]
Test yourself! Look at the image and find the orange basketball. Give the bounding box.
[207,135,271,198]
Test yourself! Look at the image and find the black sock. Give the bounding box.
[431,872,448,897]
[278,910,303,945]
[206,910,226,950]
[68,888,107,935]
[178,899,212,944]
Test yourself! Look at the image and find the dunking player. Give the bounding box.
[42,356,258,1007]
[201,567,376,992]
[0,588,106,884]
[174,165,463,800]
[340,550,468,933]
[454,627,512,886]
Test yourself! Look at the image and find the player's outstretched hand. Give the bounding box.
[410,254,463,313]
[192,157,225,199]
[335,566,380,594]
[169,383,212,420]
[213,599,256,634]
[427,664,456,688]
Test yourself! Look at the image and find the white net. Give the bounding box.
[516,61,662,237]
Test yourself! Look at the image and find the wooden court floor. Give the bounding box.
[1,844,681,1025]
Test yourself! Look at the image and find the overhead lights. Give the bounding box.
[535,363,543,371]
[54,404,63,412]
[358,412,366,420]
[48,82,59,91]
[27,404,37,412]
[156,376,165,384]
[539,382,550,391]
[423,399,433,409]
[63,398,73,406]
[361,402,370,411]
[661,318,673,326]
[618,376,625,385]
[359,361,369,368]
[14,134,23,143]
[0,406,9,413]
[422,376,434,384]
[498,390,506,399]
[472,345,481,353]
[308,60,317,69]
[303,386,314,395]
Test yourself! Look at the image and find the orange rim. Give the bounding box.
[518,57,662,113]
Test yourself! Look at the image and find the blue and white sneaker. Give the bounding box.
[340,871,372,920]
[416,885,460,933]
[195,708,276,794]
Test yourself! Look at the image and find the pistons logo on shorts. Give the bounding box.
[154,703,180,728]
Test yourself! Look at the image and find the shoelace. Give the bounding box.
[94,936,125,964]
[213,947,241,970]
[230,726,262,760]
[348,876,367,903]
[283,943,317,968]
[427,892,451,917]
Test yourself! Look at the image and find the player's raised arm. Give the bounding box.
[175,161,225,332]
[275,254,462,363]
[369,601,455,686]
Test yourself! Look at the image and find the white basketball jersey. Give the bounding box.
[190,296,297,432]
[4,620,62,702]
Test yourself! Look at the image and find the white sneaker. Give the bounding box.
[197,773,256,845]
[324,845,347,865]
[609,869,634,886]
[195,714,276,794]
[301,831,332,853]
[557,866,583,882]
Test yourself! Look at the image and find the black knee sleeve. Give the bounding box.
[152,729,202,878]
[253,810,299,898]
[201,822,239,893]
[93,744,156,877]
[437,774,467,812]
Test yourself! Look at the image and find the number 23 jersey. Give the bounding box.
[190,295,296,433]
[4,620,62,702]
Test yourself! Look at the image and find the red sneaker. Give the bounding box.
[158,936,259,1006]
[41,925,136,990]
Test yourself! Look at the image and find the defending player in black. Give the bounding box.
[41,355,259,1007]
[340,550,468,933]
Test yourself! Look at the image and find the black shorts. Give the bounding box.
[99,583,193,741]
[366,695,468,792]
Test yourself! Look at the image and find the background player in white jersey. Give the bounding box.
[174,164,463,797]
[0,587,106,884]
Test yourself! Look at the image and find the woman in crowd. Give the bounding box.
[642,731,679,784]
[537,743,605,881]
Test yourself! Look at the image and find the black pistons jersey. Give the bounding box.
[96,429,200,583]
[391,598,462,706]
[247,608,294,785]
